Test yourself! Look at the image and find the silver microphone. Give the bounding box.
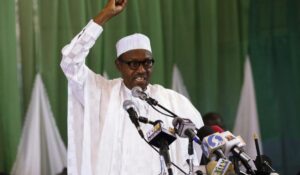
[132,86,148,100]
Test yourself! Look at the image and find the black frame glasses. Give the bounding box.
[118,58,155,70]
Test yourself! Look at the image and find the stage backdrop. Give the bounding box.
[0,0,299,174]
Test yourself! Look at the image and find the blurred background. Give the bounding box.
[1,0,300,174]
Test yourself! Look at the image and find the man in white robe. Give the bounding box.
[60,0,204,174]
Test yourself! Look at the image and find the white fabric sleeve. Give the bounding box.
[60,20,103,104]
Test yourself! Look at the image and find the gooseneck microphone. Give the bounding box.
[132,86,178,118]
[123,100,144,138]
[132,86,148,100]
[132,86,159,105]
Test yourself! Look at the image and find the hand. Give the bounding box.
[93,0,128,25]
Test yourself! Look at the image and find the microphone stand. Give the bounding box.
[158,139,173,175]
[231,156,241,174]
[238,155,256,175]
[187,138,194,175]
[147,121,177,175]
[254,134,277,175]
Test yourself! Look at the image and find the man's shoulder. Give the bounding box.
[149,84,172,92]
[91,73,123,88]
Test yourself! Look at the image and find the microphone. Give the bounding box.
[201,132,226,159]
[253,134,277,174]
[220,131,255,175]
[206,159,235,175]
[146,122,176,175]
[138,116,162,126]
[254,134,262,166]
[200,128,256,175]
[172,117,201,145]
[220,131,252,163]
[146,122,176,148]
[123,100,144,138]
[132,86,158,105]
[197,125,215,141]
[132,86,148,100]
[197,126,227,159]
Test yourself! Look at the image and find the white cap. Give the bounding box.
[116,33,152,57]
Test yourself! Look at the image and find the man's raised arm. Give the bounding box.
[60,0,127,104]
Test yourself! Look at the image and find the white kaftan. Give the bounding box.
[60,20,204,175]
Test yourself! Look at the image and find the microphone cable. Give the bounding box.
[132,86,178,118]
[142,137,188,175]
[148,103,176,118]
[138,116,187,174]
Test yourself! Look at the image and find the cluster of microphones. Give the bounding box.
[123,86,278,175]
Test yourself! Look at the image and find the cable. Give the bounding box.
[149,104,175,118]
[142,138,188,175]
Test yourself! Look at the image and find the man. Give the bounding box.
[61,0,203,174]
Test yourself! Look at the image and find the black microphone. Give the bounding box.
[172,117,201,145]
[123,100,144,138]
[147,122,176,175]
[253,134,277,174]
[138,116,162,126]
[196,125,215,141]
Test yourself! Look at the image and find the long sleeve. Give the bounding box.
[60,20,103,104]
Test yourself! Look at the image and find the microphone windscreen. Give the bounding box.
[131,86,143,98]
[197,125,215,141]
[123,100,135,110]
[211,125,224,133]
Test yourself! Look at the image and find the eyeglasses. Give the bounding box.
[118,58,155,70]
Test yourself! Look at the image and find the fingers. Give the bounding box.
[115,0,123,5]
[105,0,127,14]
[114,0,128,13]
[117,0,128,6]
[93,0,127,25]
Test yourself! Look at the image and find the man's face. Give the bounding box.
[115,49,154,90]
